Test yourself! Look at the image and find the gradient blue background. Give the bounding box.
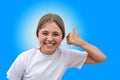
[0,0,120,80]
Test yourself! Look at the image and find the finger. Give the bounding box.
[66,33,71,41]
[66,38,72,45]
[67,42,72,45]
[66,33,71,38]
[69,33,72,37]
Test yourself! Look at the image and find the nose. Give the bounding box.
[47,35,53,41]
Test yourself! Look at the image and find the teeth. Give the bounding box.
[44,41,55,48]
[45,42,55,44]
[46,43,53,48]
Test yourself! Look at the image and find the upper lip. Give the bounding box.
[44,41,56,45]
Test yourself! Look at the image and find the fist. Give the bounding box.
[66,28,83,46]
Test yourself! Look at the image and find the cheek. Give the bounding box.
[54,37,62,43]
[38,35,46,42]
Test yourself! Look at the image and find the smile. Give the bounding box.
[44,42,56,48]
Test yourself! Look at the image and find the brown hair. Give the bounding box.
[36,13,65,39]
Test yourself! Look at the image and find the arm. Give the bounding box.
[7,55,25,80]
[66,28,106,64]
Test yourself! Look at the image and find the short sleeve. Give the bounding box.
[7,54,25,80]
[67,50,88,69]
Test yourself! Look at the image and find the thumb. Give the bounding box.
[73,27,77,34]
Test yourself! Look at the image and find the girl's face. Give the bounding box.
[38,22,63,55]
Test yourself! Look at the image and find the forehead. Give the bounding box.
[40,22,62,32]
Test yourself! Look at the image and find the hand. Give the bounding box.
[66,27,84,46]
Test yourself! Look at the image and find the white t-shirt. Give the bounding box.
[7,47,88,80]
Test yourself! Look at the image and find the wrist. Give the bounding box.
[77,39,86,47]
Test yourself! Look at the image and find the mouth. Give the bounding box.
[44,42,56,48]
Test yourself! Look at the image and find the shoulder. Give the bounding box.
[59,48,88,59]
[59,48,87,54]
[59,48,77,52]
[16,48,37,60]
[59,48,88,68]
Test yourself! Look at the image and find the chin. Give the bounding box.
[40,45,59,54]
[44,48,56,54]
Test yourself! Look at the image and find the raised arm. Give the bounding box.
[66,28,106,64]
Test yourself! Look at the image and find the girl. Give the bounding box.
[7,13,106,80]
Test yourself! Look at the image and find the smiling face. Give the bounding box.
[38,22,63,55]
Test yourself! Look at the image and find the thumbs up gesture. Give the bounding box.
[66,27,84,46]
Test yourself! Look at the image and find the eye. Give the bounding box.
[53,32,60,37]
[42,31,48,36]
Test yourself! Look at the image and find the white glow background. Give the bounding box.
[15,2,86,50]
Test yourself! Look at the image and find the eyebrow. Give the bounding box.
[41,31,48,32]
[40,31,49,34]
[53,31,59,33]
[41,30,60,33]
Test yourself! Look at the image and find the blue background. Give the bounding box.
[0,0,120,80]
